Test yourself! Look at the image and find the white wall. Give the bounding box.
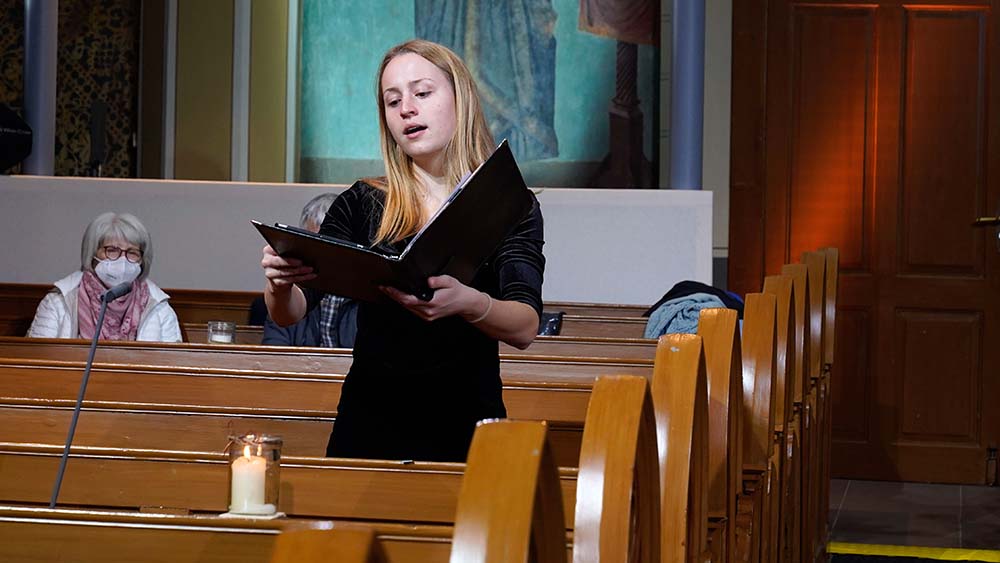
[704,0,732,261]
[1,176,712,305]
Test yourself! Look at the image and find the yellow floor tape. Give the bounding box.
[829,542,1000,562]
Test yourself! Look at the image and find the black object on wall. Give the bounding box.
[0,104,32,173]
[88,100,108,176]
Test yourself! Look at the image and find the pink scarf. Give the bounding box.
[77,272,150,340]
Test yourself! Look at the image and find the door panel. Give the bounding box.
[829,308,872,443]
[900,9,987,275]
[787,8,875,268]
[896,310,980,441]
[731,0,1000,483]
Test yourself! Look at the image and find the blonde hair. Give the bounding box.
[372,39,494,245]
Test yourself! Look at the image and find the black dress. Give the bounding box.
[309,180,545,462]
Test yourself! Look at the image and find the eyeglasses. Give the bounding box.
[101,245,143,263]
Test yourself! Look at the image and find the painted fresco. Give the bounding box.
[299,0,657,187]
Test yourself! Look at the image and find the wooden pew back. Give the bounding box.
[652,334,709,563]
[0,505,331,563]
[697,307,744,519]
[451,420,566,563]
[802,252,827,382]
[574,375,660,563]
[185,317,653,342]
[741,292,778,468]
[270,529,385,563]
[0,337,654,384]
[558,315,648,339]
[822,248,839,369]
[779,264,810,406]
[0,359,591,467]
[762,274,795,429]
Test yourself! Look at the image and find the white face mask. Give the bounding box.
[94,256,142,288]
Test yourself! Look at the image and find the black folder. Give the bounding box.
[253,140,533,303]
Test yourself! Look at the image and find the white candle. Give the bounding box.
[230,445,267,513]
[210,333,234,343]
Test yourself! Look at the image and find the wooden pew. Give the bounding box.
[544,301,648,317]
[0,333,661,365]
[0,505,469,563]
[697,308,744,563]
[0,373,670,562]
[0,399,336,456]
[450,420,567,563]
[0,282,649,337]
[183,316,652,343]
[737,292,778,563]
[779,263,812,563]
[0,346,720,560]
[574,376,660,562]
[178,322,660,359]
[0,505,332,563]
[269,528,386,563]
[0,421,568,563]
[0,335,659,465]
[652,334,709,563]
[557,315,648,339]
[0,359,589,467]
[0,337,655,384]
[818,247,839,559]
[762,273,797,563]
[508,335,657,360]
[801,250,829,563]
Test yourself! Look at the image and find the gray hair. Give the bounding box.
[300,193,339,230]
[80,212,153,280]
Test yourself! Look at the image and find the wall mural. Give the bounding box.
[415,0,559,161]
[299,0,657,188]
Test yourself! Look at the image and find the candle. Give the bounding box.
[230,445,267,513]
[210,333,234,343]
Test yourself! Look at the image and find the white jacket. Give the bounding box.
[26,271,182,342]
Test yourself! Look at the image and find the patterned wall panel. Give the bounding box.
[0,0,23,112]
[55,0,140,178]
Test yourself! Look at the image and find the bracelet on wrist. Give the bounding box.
[469,293,493,324]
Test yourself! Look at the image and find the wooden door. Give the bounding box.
[730,0,1000,484]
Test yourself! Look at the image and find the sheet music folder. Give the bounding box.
[252,140,532,303]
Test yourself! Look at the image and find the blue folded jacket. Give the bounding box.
[643,292,727,338]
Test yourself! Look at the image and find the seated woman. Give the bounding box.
[27,212,182,342]
[260,192,358,348]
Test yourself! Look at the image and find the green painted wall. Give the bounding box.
[299,0,657,186]
[300,0,414,161]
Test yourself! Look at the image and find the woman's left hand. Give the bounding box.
[380,275,488,322]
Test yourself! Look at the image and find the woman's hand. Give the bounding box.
[380,275,487,322]
[261,245,311,326]
[261,245,316,292]
[381,274,538,348]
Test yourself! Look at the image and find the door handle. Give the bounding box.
[972,216,1000,227]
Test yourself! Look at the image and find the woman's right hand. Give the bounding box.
[261,245,316,291]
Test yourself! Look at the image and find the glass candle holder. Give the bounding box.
[227,433,282,515]
[207,320,236,344]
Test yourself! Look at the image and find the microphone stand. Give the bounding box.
[49,282,130,508]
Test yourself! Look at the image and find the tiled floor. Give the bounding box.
[829,479,1000,549]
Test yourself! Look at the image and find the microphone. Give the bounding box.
[102,282,132,303]
[50,281,131,507]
